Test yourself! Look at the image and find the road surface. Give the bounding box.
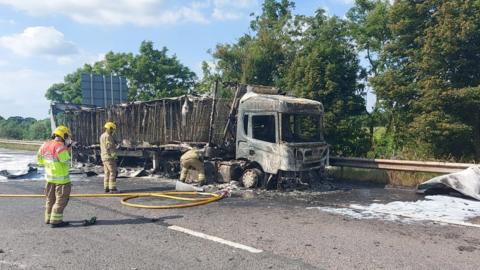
[0,149,479,270]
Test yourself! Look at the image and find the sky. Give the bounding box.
[0,0,368,120]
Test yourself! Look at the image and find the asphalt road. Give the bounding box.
[1,174,479,270]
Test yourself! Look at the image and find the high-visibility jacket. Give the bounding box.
[100,131,117,161]
[37,139,71,184]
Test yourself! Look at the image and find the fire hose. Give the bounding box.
[0,191,228,209]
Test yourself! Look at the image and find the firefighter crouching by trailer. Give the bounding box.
[179,147,206,186]
[37,125,72,228]
[100,122,119,193]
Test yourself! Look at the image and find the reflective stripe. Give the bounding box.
[109,183,116,189]
[45,174,70,184]
[50,213,63,221]
[46,175,69,181]
[42,156,59,162]
[46,180,70,185]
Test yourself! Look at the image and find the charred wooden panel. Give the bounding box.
[64,96,232,148]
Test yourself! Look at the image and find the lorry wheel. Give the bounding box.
[241,168,262,188]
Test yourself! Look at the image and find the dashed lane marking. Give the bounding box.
[168,225,263,253]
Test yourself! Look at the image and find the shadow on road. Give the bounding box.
[69,215,183,227]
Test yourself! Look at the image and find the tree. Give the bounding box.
[25,119,51,140]
[129,41,196,100]
[411,0,480,159]
[195,61,235,98]
[45,41,196,104]
[367,0,480,160]
[346,0,391,77]
[285,11,370,156]
[210,1,371,156]
[0,117,50,140]
[93,51,134,76]
[213,0,295,86]
[346,0,394,157]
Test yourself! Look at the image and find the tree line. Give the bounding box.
[0,116,51,140]
[29,0,480,161]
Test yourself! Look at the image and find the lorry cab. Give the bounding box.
[235,88,329,183]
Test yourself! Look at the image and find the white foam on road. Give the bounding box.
[168,225,263,253]
[308,195,480,228]
[0,151,36,170]
[0,150,44,181]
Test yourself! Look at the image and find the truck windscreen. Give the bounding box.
[281,114,322,143]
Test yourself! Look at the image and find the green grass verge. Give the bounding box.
[327,166,440,187]
[0,142,39,152]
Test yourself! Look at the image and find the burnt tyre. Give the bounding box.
[241,168,263,188]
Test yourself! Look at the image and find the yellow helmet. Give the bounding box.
[57,125,70,136]
[53,126,69,139]
[104,122,117,130]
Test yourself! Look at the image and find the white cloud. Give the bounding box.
[211,0,256,21]
[0,26,78,57]
[212,0,256,8]
[0,0,208,25]
[63,51,106,66]
[212,8,241,20]
[336,0,355,4]
[213,0,257,8]
[0,0,257,26]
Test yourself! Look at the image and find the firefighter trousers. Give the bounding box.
[180,158,205,185]
[45,182,71,224]
[103,160,117,190]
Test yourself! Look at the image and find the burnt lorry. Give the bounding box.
[52,84,329,188]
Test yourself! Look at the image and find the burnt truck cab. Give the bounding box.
[235,89,329,188]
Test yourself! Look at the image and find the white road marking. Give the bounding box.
[168,225,263,253]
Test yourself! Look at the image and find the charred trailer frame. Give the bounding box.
[51,96,233,176]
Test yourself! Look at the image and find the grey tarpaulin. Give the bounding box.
[417,166,480,200]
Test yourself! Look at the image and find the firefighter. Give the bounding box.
[37,125,72,228]
[179,147,205,186]
[100,122,119,193]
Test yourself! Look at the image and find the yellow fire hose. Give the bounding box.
[0,191,226,209]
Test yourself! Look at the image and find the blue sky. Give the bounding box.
[0,0,366,119]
